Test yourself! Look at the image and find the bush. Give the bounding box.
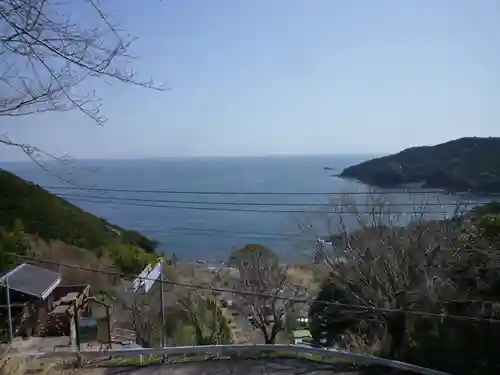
[0,226,29,273]
[104,244,158,275]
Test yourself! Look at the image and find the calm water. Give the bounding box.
[0,155,484,262]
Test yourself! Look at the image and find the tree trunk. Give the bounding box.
[387,313,406,359]
[260,326,273,344]
[194,325,205,345]
[269,323,282,344]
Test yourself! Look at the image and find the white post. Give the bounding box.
[6,276,13,343]
[159,258,166,347]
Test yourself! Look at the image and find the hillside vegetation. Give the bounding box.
[310,200,500,375]
[340,137,500,193]
[0,169,159,274]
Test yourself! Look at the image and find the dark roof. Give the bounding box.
[0,263,61,300]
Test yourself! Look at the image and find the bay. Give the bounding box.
[0,155,483,262]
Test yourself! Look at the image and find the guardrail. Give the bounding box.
[25,344,450,375]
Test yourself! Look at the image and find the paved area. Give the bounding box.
[76,359,420,375]
[11,336,73,352]
[11,336,137,354]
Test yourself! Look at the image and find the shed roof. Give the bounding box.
[292,330,312,339]
[0,263,61,300]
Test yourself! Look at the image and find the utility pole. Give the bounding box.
[6,276,13,343]
[159,257,166,347]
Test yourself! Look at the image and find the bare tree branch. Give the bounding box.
[0,0,164,157]
[230,244,302,344]
[114,286,163,348]
[310,194,461,358]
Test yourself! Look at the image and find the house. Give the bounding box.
[292,329,312,345]
[315,237,348,264]
[292,303,310,327]
[218,291,235,308]
[0,263,90,343]
[0,263,62,301]
[0,263,62,339]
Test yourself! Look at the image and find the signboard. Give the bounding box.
[143,260,162,294]
[132,264,152,292]
[132,259,163,294]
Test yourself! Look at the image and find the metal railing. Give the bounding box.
[25,344,450,375]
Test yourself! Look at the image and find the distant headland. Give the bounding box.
[339,137,500,194]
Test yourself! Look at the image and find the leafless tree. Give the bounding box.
[129,295,162,348]
[113,285,164,348]
[311,193,464,358]
[230,244,301,344]
[0,0,163,162]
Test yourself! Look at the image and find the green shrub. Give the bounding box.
[104,244,158,275]
[0,170,160,274]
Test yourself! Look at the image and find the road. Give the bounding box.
[76,358,422,375]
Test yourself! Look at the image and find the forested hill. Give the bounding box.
[339,137,500,193]
[0,169,158,253]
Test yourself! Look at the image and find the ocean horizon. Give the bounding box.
[0,155,483,262]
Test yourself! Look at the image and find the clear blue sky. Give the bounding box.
[2,0,500,160]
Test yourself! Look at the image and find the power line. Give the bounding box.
[156,231,315,243]
[55,192,480,208]
[162,231,302,241]
[170,227,313,238]
[125,226,330,243]
[44,185,473,196]
[57,196,462,215]
[113,224,318,240]
[5,251,499,324]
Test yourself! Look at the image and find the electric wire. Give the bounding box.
[44,185,485,196]
[54,196,465,215]
[54,192,480,208]
[4,251,499,324]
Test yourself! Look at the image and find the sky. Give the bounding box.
[2,0,500,160]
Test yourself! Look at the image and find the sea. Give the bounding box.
[0,155,488,263]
